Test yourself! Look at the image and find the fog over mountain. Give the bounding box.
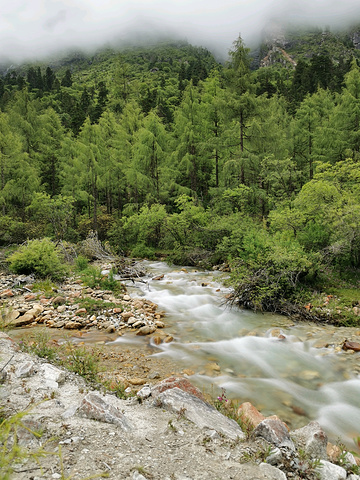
[1,0,360,62]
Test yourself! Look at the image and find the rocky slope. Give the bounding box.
[1,330,360,480]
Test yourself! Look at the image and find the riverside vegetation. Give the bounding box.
[1,26,360,324]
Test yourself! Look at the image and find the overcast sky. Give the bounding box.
[1,0,360,62]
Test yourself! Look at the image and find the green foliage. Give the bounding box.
[32,279,57,296]
[75,255,89,272]
[8,238,67,281]
[0,409,48,480]
[20,329,58,361]
[79,266,123,293]
[64,345,100,382]
[102,379,132,399]
[228,226,319,311]
[2,35,360,321]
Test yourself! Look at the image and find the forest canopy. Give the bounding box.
[1,37,360,320]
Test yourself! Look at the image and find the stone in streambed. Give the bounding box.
[136,325,156,335]
[343,341,360,352]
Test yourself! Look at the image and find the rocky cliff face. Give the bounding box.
[257,21,360,69]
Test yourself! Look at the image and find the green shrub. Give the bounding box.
[75,255,89,272]
[8,238,67,281]
[64,345,100,382]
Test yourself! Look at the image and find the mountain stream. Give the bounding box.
[113,260,360,449]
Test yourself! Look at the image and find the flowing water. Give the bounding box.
[115,260,360,449]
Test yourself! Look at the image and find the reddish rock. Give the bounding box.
[52,296,67,305]
[152,274,164,281]
[75,308,87,315]
[151,377,206,401]
[113,307,122,314]
[0,289,14,298]
[24,294,36,301]
[237,402,265,429]
[40,298,51,305]
[342,341,360,352]
[78,393,131,430]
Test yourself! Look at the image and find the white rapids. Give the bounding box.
[118,260,360,449]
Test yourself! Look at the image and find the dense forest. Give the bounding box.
[1,33,360,323]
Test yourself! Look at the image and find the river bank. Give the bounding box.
[2,330,360,480]
[2,260,360,453]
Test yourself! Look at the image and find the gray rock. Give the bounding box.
[153,387,245,441]
[259,463,287,479]
[266,447,283,466]
[15,361,36,378]
[132,472,147,480]
[316,460,347,480]
[78,393,131,430]
[137,386,151,399]
[348,475,360,480]
[344,451,358,467]
[290,421,328,459]
[42,363,66,385]
[253,418,295,450]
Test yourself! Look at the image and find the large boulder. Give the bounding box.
[153,387,245,441]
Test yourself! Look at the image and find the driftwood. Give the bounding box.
[80,231,116,261]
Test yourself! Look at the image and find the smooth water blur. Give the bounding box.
[130,261,360,448]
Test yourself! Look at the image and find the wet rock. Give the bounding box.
[291,421,328,460]
[136,325,156,335]
[154,387,245,441]
[343,341,360,352]
[78,392,131,430]
[253,418,294,450]
[315,460,346,480]
[152,274,164,281]
[164,335,174,343]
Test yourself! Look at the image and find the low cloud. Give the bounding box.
[1,0,360,62]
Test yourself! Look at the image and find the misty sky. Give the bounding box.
[1,0,360,61]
